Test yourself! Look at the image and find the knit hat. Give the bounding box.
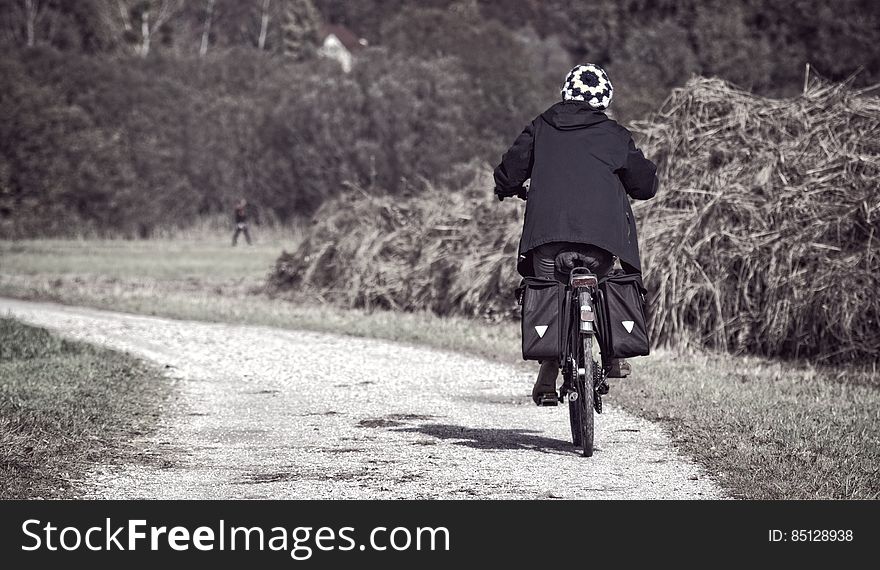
[561,64,613,110]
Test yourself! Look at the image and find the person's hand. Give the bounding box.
[494,186,527,201]
[494,187,512,201]
[555,251,590,273]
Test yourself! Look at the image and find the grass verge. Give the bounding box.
[2,239,878,499]
[0,317,169,499]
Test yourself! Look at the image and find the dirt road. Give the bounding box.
[1,298,724,499]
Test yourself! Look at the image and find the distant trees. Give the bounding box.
[1,0,879,237]
[256,0,273,50]
[281,0,320,60]
[198,0,215,57]
[22,0,42,46]
[378,5,562,145]
[0,0,302,55]
[0,0,117,52]
[0,46,484,237]
[476,0,880,118]
[114,0,183,57]
[183,0,285,53]
[3,0,876,98]
[612,20,699,118]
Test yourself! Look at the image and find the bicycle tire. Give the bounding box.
[580,336,595,457]
[567,362,583,448]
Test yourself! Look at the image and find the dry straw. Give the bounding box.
[271,168,524,320]
[634,76,879,362]
[272,76,880,363]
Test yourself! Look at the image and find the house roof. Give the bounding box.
[319,24,366,52]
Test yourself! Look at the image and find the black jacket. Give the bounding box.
[494,101,658,276]
[234,206,247,224]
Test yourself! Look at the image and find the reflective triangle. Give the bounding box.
[535,325,548,338]
[622,320,635,333]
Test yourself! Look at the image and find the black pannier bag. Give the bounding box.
[597,271,650,359]
[519,277,565,361]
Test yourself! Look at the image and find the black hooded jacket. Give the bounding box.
[494,101,658,276]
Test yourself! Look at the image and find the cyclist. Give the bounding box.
[493,64,659,406]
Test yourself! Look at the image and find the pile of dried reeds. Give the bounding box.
[272,76,879,362]
[633,76,880,362]
[270,172,524,320]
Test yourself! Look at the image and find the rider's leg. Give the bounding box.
[533,359,559,404]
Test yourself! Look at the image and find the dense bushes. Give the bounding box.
[3,0,878,238]
[324,0,880,118]
[0,3,569,239]
[0,47,490,237]
[272,78,880,364]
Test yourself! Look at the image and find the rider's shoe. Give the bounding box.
[533,391,559,406]
[532,360,559,406]
[606,358,631,378]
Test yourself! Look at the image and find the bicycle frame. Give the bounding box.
[559,268,606,399]
[558,267,610,456]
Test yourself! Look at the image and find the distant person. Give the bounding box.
[493,64,659,405]
[232,199,252,246]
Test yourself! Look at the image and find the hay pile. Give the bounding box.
[270,176,523,319]
[634,76,880,362]
[272,76,880,363]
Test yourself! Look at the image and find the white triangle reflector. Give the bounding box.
[622,320,635,333]
[535,325,548,338]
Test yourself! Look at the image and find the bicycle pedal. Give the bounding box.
[595,367,609,395]
[537,393,559,407]
[594,393,603,414]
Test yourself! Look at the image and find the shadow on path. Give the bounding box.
[395,423,578,455]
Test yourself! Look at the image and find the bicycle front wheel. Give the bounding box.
[579,336,595,457]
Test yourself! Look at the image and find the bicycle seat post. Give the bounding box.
[569,269,598,335]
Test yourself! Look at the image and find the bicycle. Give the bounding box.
[498,186,610,457]
[558,266,608,457]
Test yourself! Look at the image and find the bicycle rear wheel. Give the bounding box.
[567,360,582,448]
[579,336,595,457]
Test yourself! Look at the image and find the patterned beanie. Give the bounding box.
[561,64,613,110]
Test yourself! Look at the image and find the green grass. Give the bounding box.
[619,353,878,499]
[1,238,878,499]
[0,238,286,283]
[0,318,170,499]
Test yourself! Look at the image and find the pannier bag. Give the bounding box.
[598,271,650,359]
[519,277,565,361]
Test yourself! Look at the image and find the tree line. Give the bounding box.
[1,0,877,237]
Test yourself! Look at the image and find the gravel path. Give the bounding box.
[1,298,724,499]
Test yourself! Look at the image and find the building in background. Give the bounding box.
[318,24,367,72]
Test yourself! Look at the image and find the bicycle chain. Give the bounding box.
[593,365,606,414]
